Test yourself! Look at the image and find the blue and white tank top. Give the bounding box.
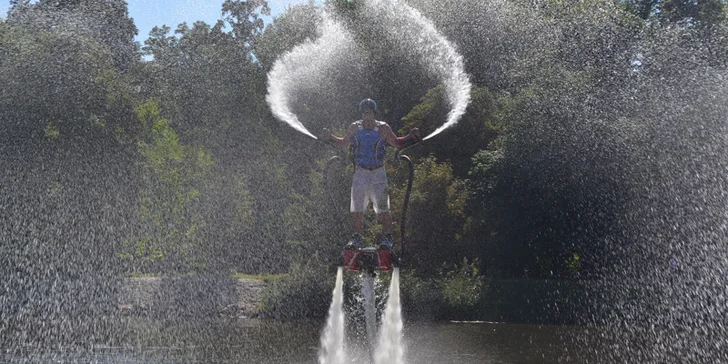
[350,120,387,169]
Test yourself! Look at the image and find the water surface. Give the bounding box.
[2,318,594,364]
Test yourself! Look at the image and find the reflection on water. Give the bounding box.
[405,322,591,364]
[3,318,317,364]
[2,318,594,364]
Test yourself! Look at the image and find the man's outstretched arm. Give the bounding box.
[379,123,420,149]
[321,124,357,151]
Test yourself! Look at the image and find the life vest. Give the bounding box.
[350,120,387,169]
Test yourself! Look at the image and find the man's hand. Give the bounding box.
[321,128,333,141]
[321,128,342,147]
[393,127,421,149]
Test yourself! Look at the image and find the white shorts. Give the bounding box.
[350,166,390,213]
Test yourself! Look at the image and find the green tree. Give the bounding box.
[389,156,469,273]
[256,2,321,72]
[0,18,141,341]
[406,0,548,92]
[0,20,139,154]
[123,101,214,272]
[623,0,728,66]
[222,0,270,51]
[8,0,139,71]
[400,85,501,177]
[623,0,727,26]
[137,3,313,272]
[141,20,267,139]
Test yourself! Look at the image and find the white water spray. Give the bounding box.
[362,0,472,140]
[319,268,404,364]
[318,267,346,364]
[266,12,359,140]
[363,274,377,362]
[375,268,404,364]
[266,1,470,142]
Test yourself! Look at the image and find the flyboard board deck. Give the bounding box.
[343,246,397,275]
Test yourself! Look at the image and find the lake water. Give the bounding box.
[2,318,597,364]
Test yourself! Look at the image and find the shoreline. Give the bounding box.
[118,276,268,318]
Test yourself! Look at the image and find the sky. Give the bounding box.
[0,0,321,42]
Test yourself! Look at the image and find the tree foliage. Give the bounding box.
[121,101,214,272]
[2,0,728,290]
[222,0,271,51]
[8,0,138,71]
[389,156,469,273]
[401,85,501,177]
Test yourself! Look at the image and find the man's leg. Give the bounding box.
[350,171,366,242]
[346,212,365,249]
[377,212,393,235]
[372,181,394,249]
[353,212,364,234]
[372,182,392,235]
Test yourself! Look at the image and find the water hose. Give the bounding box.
[396,154,415,265]
[394,139,422,266]
[324,155,342,178]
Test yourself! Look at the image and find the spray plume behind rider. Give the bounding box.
[322,98,420,250]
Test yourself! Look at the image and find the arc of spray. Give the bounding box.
[266,12,357,141]
[363,0,472,141]
[266,64,319,139]
[266,1,471,143]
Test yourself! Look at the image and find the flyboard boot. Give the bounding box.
[376,234,396,272]
[343,233,363,272]
[343,234,398,275]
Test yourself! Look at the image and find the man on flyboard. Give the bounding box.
[322,98,420,251]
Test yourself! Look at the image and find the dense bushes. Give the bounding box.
[259,260,485,322]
